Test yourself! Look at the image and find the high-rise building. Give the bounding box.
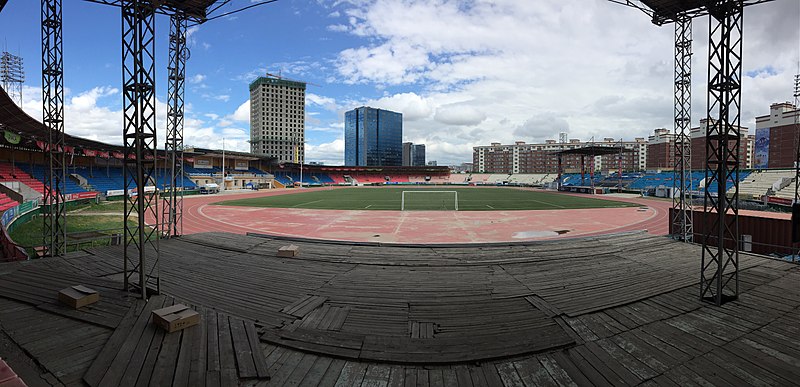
[754,102,799,168]
[344,106,402,166]
[249,75,306,163]
[402,142,426,166]
[473,139,646,174]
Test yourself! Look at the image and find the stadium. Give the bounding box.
[0,1,799,387]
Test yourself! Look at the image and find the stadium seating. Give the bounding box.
[740,169,794,199]
[0,162,46,193]
[183,166,221,176]
[18,164,88,194]
[0,192,17,212]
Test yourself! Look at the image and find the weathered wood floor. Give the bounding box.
[0,231,797,386]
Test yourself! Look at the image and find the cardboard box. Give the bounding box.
[277,244,299,257]
[58,285,100,309]
[152,304,200,333]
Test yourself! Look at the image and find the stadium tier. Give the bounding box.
[0,162,46,193]
[0,192,16,212]
[19,164,87,194]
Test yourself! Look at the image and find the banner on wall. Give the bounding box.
[194,159,212,169]
[83,149,97,157]
[235,160,248,171]
[754,127,770,169]
[98,151,110,158]
[112,151,124,159]
[4,131,20,145]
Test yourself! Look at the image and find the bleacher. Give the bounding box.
[0,192,16,212]
[0,162,46,193]
[507,174,550,186]
[560,173,602,187]
[18,164,86,194]
[740,170,795,199]
[183,166,221,176]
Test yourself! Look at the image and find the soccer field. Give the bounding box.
[214,187,638,211]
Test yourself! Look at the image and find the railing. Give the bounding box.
[0,199,40,261]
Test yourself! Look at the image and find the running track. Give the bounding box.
[175,188,671,244]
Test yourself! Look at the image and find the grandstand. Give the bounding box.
[739,169,795,199]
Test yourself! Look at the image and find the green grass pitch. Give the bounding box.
[214,187,638,211]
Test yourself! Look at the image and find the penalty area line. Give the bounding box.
[486,204,495,209]
[292,199,323,207]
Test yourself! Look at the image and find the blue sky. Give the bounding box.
[1,0,798,165]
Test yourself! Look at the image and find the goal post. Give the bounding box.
[401,191,458,211]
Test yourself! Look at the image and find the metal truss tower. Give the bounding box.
[122,0,159,298]
[672,16,693,242]
[41,0,67,257]
[701,0,743,306]
[0,51,25,106]
[163,14,188,238]
[792,73,800,203]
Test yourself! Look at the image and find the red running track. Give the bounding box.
[175,188,671,244]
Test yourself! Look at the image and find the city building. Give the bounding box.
[249,75,306,163]
[344,106,403,166]
[402,142,426,166]
[754,102,800,169]
[473,138,646,174]
[690,118,752,170]
[647,128,675,170]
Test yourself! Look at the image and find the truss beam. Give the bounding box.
[163,14,187,238]
[672,16,693,242]
[41,0,66,257]
[122,0,159,298]
[701,0,743,306]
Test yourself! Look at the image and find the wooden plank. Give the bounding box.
[333,361,368,387]
[95,296,167,387]
[512,357,557,387]
[228,317,257,379]
[282,353,319,386]
[172,316,198,387]
[216,314,239,387]
[243,321,270,379]
[298,356,333,386]
[188,305,208,387]
[317,358,347,386]
[361,364,391,387]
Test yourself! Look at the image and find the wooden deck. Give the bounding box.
[0,231,798,386]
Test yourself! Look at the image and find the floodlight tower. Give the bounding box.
[0,51,24,106]
[609,0,774,306]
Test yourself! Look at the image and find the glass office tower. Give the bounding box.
[344,107,403,166]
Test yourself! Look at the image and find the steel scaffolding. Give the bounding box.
[701,0,743,306]
[163,14,188,238]
[121,0,160,298]
[41,0,67,257]
[672,16,693,242]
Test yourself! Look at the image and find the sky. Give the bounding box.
[0,0,798,166]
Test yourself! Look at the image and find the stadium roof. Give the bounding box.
[609,0,775,25]
[555,145,634,156]
[83,0,219,21]
[0,86,125,152]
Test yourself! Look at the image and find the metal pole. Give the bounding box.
[701,0,743,306]
[122,0,159,299]
[163,13,187,238]
[41,0,66,257]
[673,15,694,242]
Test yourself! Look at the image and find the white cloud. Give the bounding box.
[189,74,207,84]
[306,138,345,165]
[327,0,800,164]
[363,92,432,121]
[231,100,250,123]
[434,103,486,126]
